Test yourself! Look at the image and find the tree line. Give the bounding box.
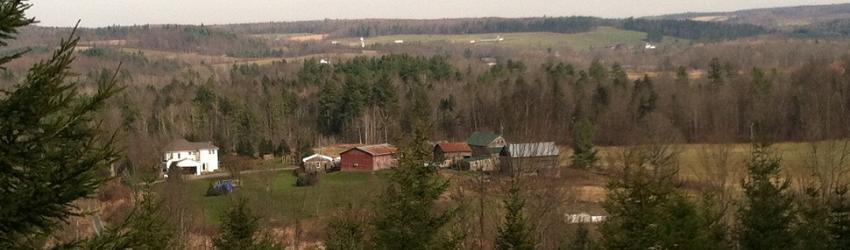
[219,16,767,41]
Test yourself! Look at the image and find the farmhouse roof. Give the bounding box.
[435,142,472,153]
[165,139,217,152]
[343,143,397,156]
[467,132,502,146]
[502,142,560,158]
[302,153,334,163]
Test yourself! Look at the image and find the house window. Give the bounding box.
[178,153,181,158]
[189,151,193,155]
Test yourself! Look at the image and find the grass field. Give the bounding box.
[186,141,833,225]
[189,170,388,225]
[581,141,822,186]
[337,27,681,51]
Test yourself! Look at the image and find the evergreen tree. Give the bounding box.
[676,66,689,85]
[751,67,772,96]
[630,75,658,122]
[236,139,256,157]
[610,63,629,89]
[495,183,535,250]
[370,123,460,250]
[400,83,432,133]
[708,57,724,85]
[0,1,122,247]
[258,139,275,156]
[325,204,369,250]
[590,85,609,118]
[214,198,278,250]
[601,145,725,250]
[588,60,608,82]
[571,118,598,169]
[84,187,175,250]
[317,82,342,135]
[737,145,796,250]
[563,224,596,250]
[830,186,850,249]
[795,188,832,250]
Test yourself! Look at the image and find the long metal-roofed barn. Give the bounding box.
[500,142,560,176]
[339,144,398,171]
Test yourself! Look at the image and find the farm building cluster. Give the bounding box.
[160,132,559,177]
[302,132,560,176]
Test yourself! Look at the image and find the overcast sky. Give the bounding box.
[28,0,850,27]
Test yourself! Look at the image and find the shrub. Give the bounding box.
[294,170,320,187]
[98,179,133,202]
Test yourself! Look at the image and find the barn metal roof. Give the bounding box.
[435,142,472,153]
[343,143,398,156]
[165,139,218,152]
[467,132,502,146]
[502,142,560,158]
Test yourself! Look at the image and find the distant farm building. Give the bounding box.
[340,144,398,171]
[644,43,657,50]
[465,156,499,172]
[162,139,219,176]
[434,142,472,167]
[478,35,505,43]
[481,57,498,67]
[301,153,335,173]
[468,132,507,157]
[394,40,404,44]
[565,213,607,224]
[500,142,560,176]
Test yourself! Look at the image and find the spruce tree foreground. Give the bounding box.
[0,1,174,248]
[369,123,462,250]
[495,183,535,250]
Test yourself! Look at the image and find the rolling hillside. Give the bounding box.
[649,3,850,30]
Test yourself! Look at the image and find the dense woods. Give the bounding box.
[70,51,850,174]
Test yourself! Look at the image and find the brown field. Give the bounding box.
[691,15,731,22]
[251,33,328,41]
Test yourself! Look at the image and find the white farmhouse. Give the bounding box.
[162,139,219,176]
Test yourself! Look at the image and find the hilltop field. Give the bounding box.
[330,27,682,51]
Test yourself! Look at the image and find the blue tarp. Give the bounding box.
[214,180,234,193]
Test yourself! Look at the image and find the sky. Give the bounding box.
[28,0,850,27]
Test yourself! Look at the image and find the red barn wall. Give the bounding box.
[340,149,375,171]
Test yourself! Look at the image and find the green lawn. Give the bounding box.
[337,27,682,51]
[189,141,831,225]
[190,170,388,225]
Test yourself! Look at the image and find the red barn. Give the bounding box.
[339,144,398,171]
[434,142,472,168]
